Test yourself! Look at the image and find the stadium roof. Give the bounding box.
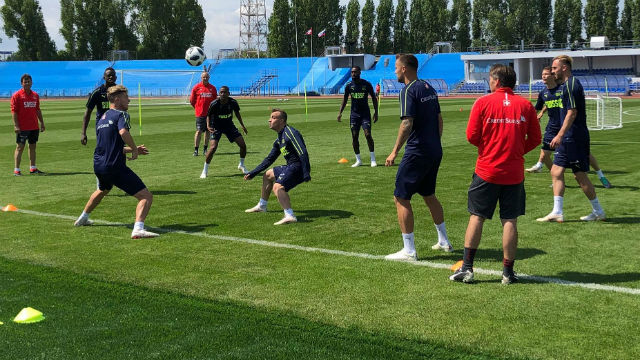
[461,48,640,61]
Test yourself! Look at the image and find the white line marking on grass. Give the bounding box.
[14,209,640,296]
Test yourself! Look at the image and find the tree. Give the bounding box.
[552,0,570,45]
[422,0,449,51]
[584,0,604,39]
[345,0,359,53]
[59,0,76,58]
[374,0,393,54]
[393,0,409,53]
[620,0,633,41]
[268,0,292,57]
[567,0,583,43]
[532,0,552,44]
[290,0,344,57]
[408,0,425,52]
[451,0,471,51]
[632,0,640,40]
[1,0,57,60]
[361,0,375,53]
[603,0,619,41]
[132,0,205,59]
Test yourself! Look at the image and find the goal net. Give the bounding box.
[116,69,200,106]
[585,91,623,130]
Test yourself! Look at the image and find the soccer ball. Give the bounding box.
[185,46,206,66]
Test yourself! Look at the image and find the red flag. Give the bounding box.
[318,29,326,38]
[305,28,312,35]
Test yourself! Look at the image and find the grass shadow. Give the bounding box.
[110,190,198,197]
[296,209,355,222]
[36,171,92,176]
[601,217,640,224]
[422,247,546,262]
[555,271,640,284]
[152,223,218,233]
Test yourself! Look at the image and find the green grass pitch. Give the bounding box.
[1,96,639,359]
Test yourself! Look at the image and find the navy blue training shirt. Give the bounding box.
[248,125,311,181]
[535,85,563,135]
[86,84,110,122]
[344,79,375,118]
[399,79,442,157]
[559,76,589,142]
[207,97,240,128]
[94,109,130,173]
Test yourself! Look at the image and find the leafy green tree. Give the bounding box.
[450,0,471,51]
[567,0,583,43]
[345,0,360,53]
[59,0,76,58]
[533,0,552,44]
[1,0,57,60]
[620,0,633,41]
[361,0,375,53]
[268,0,292,57]
[132,0,205,59]
[603,0,619,41]
[632,0,640,40]
[422,0,449,51]
[290,0,344,57]
[408,0,425,52]
[552,0,570,45]
[393,0,409,53]
[374,0,393,54]
[584,0,604,39]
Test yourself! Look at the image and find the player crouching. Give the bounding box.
[74,85,159,239]
[244,109,311,225]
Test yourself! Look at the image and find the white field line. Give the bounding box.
[13,208,640,296]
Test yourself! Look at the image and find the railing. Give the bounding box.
[467,40,640,54]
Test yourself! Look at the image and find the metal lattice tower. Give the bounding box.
[239,0,267,58]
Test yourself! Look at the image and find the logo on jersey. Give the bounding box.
[503,99,511,106]
[23,101,37,108]
[351,92,366,99]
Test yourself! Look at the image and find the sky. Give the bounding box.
[0,0,362,57]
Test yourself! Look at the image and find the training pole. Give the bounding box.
[138,83,142,135]
[304,82,308,122]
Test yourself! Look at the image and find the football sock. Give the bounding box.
[239,158,245,166]
[194,146,198,152]
[596,169,604,178]
[401,233,416,254]
[80,211,90,220]
[370,152,376,162]
[503,258,515,276]
[355,154,361,162]
[590,197,604,213]
[258,198,268,207]
[14,168,20,172]
[30,165,37,171]
[134,221,144,231]
[284,208,295,217]
[203,163,209,172]
[203,146,207,153]
[535,161,543,168]
[435,221,449,244]
[552,196,563,214]
[462,247,477,271]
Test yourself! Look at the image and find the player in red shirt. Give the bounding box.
[190,71,217,156]
[11,74,46,176]
[450,64,540,285]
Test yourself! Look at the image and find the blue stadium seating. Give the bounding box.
[454,80,489,94]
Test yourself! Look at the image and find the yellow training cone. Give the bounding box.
[450,260,463,271]
[13,307,45,324]
[2,204,18,212]
[338,158,349,164]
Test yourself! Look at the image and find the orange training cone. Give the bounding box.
[2,204,18,212]
[338,158,349,164]
[450,260,463,271]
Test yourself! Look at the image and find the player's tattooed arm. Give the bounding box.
[386,117,413,166]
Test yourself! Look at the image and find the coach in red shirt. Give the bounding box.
[450,64,540,285]
[11,74,46,176]
[190,71,217,156]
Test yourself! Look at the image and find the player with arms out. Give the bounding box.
[244,109,311,225]
[11,74,46,176]
[337,66,379,167]
[450,64,540,284]
[190,71,217,156]
[82,67,117,145]
[74,85,159,239]
[199,86,248,178]
[526,67,612,188]
[536,55,606,223]
[384,54,453,261]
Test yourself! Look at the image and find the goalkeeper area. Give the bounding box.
[585,91,623,130]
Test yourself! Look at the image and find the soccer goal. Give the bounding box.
[585,92,623,130]
[116,69,200,106]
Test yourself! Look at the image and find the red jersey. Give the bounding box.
[190,82,217,117]
[11,89,41,131]
[466,87,541,185]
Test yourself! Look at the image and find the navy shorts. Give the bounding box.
[195,116,208,131]
[16,130,39,144]
[394,154,441,200]
[273,164,304,192]
[553,139,590,173]
[541,131,557,151]
[350,116,372,132]
[467,173,525,220]
[211,125,242,143]
[95,166,146,196]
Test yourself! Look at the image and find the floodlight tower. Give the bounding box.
[239,0,267,58]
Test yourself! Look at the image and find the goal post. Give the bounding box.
[116,69,200,106]
[585,91,623,131]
